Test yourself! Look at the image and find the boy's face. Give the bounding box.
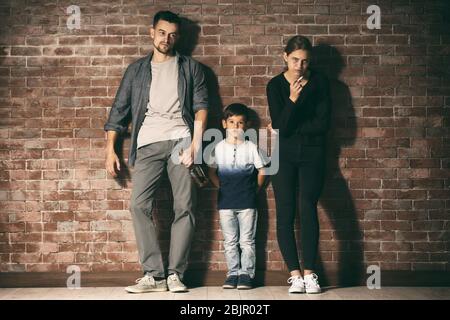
[222,115,247,140]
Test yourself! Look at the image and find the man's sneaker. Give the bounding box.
[237,274,253,290]
[167,273,188,292]
[304,273,322,294]
[222,275,239,289]
[125,274,168,293]
[287,275,306,293]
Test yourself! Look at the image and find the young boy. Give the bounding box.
[207,103,267,290]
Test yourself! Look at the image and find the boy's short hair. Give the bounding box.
[223,103,249,122]
[153,10,181,27]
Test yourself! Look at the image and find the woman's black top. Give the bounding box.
[266,69,331,145]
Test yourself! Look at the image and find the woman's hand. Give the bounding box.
[289,76,304,103]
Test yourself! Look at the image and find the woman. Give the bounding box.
[266,35,331,294]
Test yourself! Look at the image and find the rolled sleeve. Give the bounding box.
[104,65,134,135]
[192,62,209,112]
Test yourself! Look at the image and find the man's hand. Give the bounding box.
[105,130,121,177]
[180,144,198,168]
[106,150,121,177]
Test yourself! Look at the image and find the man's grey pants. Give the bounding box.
[130,138,196,280]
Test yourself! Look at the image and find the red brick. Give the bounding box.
[0,1,448,274]
[381,241,412,251]
[235,66,266,76]
[398,252,430,262]
[203,25,233,36]
[11,47,42,56]
[221,56,251,65]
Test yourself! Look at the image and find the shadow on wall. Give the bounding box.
[175,17,200,57]
[176,17,224,128]
[175,17,226,284]
[310,43,364,287]
[247,108,271,287]
[177,18,271,282]
[114,134,132,188]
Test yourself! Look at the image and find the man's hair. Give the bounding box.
[153,10,181,27]
[284,35,313,55]
[223,103,249,122]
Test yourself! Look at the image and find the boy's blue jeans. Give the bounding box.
[219,208,258,279]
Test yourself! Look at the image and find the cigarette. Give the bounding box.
[296,76,303,83]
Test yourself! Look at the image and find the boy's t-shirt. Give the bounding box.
[207,139,267,210]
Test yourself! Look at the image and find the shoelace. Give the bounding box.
[135,276,154,285]
[287,276,304,286]
[305,273,320,287]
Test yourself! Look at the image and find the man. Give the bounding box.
[104,11,208,293]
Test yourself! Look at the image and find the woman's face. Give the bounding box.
[283,49,310,77]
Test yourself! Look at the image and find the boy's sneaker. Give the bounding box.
[167,273,188,293]
[287,275,306,293]
[237,274,253,290]
[222,275,239,289]
[304,273,322,294]
[125,274,168,293]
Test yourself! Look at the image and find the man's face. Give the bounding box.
[150,20,179,54]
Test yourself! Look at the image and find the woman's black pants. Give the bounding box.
[271,142,326,271]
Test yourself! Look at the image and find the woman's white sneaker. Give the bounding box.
[304,273,322,294]
[287,275,306,293]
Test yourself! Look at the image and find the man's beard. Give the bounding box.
[155,42,172,54]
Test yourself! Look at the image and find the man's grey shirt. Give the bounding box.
[137,55,190,148]
[104,51,209,167]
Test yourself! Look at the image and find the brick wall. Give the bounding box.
[0,0,449,275]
